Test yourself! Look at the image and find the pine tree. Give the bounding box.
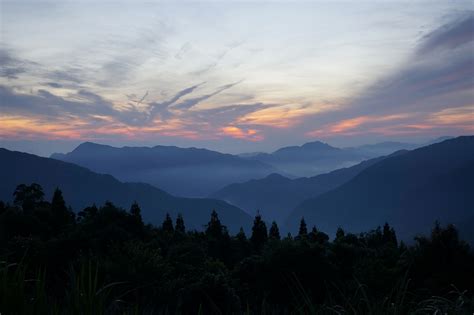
[250,213,268,251]
[236,227,247,242]
[130,201,143,225]
[382,222,397,247]
[298,217,308,238]
[51,188,71,231]
[206,210,224,239]
[162,213,174,233]
[175,213,185,233]
[269,221,281,240]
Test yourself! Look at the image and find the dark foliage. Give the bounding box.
[1,184,473,314]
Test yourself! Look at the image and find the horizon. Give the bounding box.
[1,1,473,155]
[0,134,457,157]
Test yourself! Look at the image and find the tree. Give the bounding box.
[309,226,329,244]
[269,221,281,240]
[175,213,185,233]
[0,201,5,215]
[382,222,397,247]
[78,204,98,221]
[162,213,174,233]
[335,227,345,241]
[206,210,225,239]
[51,188,71,231]
[298,217,308,238]
[250,213,267,252]
[13,183,44,213]
[236,227,247,242]
[130,202,143,225]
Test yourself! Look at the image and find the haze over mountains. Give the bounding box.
[51,142,276,197]
[0,148,252,233]
[50,139,431,199]
[286,136,474,242]
[2,135,472,241]
[239,139,444,177]
[211,153,397,224]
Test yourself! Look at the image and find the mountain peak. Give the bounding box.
[301,140,336,150]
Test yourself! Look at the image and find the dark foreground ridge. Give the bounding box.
[1,184,473,313]
[0,148,252,234]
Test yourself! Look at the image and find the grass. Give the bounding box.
[1,259,472,314]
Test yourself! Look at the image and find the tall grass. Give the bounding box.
[0,259,131,315]
[1,259,472,314]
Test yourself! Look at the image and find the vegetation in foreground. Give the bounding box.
[1,183,473,314]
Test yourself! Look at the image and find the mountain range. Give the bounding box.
[240,139,444,177]
[0,148,252,233]
[51,142,276,197]
[51,140,429,199]
[286,136,474,241]
[211,153,400,224]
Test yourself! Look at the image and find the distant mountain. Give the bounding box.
[286,136,474,241]
[51,142,276,197]
[344,141,418,157]
[0,148,252,233]
[244,141,366,177]
[242,138,453,178]
[211,153,397,224]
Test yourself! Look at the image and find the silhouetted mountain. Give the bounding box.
[245,141,365,177]
[211,153,396,224]
[344,141,418,157]
[0,148,252,233]
[286,136,474,240]
[51,142,276,197]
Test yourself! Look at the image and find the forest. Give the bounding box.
[1,183,473,314]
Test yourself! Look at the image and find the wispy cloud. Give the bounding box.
[302,13,474,140]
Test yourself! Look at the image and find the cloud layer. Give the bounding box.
[0,2,472,154]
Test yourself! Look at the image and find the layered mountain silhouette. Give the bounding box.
[51,142,276,197]
[0,148,252,233]
[286,136,474,241]
[242,139,448,178]
[243,141,363,177]
[211,154,399,224]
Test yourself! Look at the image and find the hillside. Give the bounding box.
[211,154,394,223]
[286,136,474,240]
[0,148,252,233]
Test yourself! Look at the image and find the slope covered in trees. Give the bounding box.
[212,154,396,223]
[1,187,473,313]
[0,148,252,233]
[287,136,474,241]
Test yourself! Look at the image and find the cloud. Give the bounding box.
[0,49,35,79]
[0,85,115,120]
[302,14,474,139]
[417,13,474,55]
[147,82,205,121]
[171,80,243,111]
[44,82,63,88]
[221,126,263,141]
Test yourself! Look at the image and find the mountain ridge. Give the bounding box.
[1,148,252,233]
[286,136,474,240]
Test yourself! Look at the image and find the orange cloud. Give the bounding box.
[221,126,263,141]
[237,104,332,128]
[428,106,474,126]
[306,114,411,137]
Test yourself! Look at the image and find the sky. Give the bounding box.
[0,0,473,156]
